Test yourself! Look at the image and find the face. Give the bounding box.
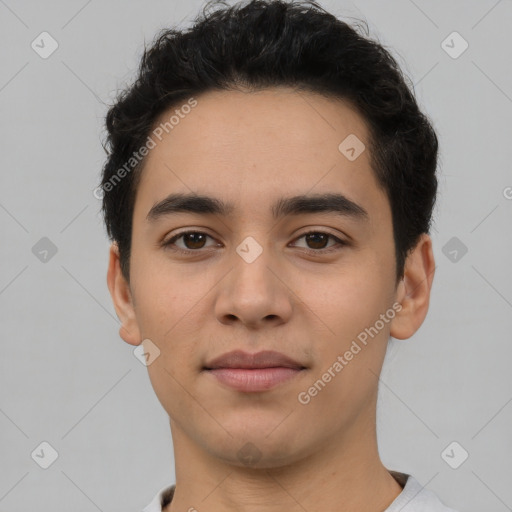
[107,87,434,468]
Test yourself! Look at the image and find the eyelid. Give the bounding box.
[162,229,219,250]
[290,229,346,250]
[289,231,349,258]
[162,229,348,254]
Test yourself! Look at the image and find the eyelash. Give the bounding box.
[162,230,347,256]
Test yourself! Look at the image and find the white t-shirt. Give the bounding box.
[142,471,459,511]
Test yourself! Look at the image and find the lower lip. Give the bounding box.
[205,367,304,392]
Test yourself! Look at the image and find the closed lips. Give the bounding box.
[203,349,306,370]
[203,350,307,392]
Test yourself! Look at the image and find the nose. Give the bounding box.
[214,247,293,329]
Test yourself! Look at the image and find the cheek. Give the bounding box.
[294,271,392,423]
[293,257,393,342]
[130,247,208,332]
[292,250,395,401]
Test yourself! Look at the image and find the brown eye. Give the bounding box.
[291,231,346,254]
[163,231,218,253]
[304,232,329,249]
[181,232,207,249]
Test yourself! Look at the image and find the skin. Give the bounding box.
[107,87,435,512]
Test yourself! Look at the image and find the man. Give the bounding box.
[100,1,458,510]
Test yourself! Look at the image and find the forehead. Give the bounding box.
[133,87,386,221]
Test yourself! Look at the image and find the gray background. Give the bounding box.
[1,0,511,511]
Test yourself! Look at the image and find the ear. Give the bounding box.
[106,242,141,346]
[390,233,436,340]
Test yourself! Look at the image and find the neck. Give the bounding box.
[165,407,403,512]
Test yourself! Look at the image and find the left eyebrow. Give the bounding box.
[272,192,369,221]
[146,192,369,223]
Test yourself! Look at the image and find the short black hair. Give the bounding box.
[99,0,438,284]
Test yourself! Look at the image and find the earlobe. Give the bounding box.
[106,242,142,346]
[390,234,435,340]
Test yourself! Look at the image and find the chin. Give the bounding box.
[204,426,311,469]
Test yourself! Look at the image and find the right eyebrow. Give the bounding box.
[146,193,234,223]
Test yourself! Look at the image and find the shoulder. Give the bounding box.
[143,475,460,512]
[141,483,175,512]
[386,471,460,512]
